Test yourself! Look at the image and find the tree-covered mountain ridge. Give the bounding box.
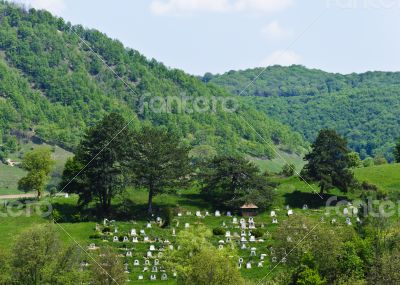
[205,65,400,160]
[0,1,306,159]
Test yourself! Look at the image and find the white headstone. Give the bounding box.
[184,223,190,228]
[215,210,221,217]
[343,208,349,215]
[287,209,293,216]
[134,260,140,266]
[246,262,252,269]
[302,204,308,210]
[146,223,152,228]
[138,275,143,280]
[126,251,132,257]
[123,236,129,242]
[196,211,201,217]
[270,211,276,217]
[227,211,232,217]
[232,217,238,224]
[150,274,156,280]
[132,237,138,243]
[272,218,278,224]
[113,236,119,242]
[161,273,168,280]
[131,229,137,236]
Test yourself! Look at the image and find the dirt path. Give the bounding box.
[0,193,36,199]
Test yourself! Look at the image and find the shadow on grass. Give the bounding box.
[284,190,349,209]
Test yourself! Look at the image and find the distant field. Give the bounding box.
[0,142,72,194]
[355,163,400,193]
[0,163,26,195]
[249,150,305,173]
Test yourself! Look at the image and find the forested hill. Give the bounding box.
[205,65,400,160]
[0,2,306,158]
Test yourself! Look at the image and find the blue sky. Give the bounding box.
[13,0,400,75]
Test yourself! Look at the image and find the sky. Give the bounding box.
[11,0,400,75]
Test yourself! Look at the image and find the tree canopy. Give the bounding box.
[301,129,355,193]
[60,113,132,213]
[200,155,274,210]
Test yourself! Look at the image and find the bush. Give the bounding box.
[51,209,62,222]
[162,207,174,228]
[361,181,378,191]
[281,163,295,177]
[89,233,101,239]
[212,227,226,236]
[102,227,111,233]
[251,228,264,238]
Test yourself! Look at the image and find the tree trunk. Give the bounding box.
[148,186,154,215]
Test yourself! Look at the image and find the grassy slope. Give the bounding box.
[249,150,306,173]
[354,163,400,192]
[0,142,72,194]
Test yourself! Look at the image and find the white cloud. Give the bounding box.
[13,0,66,15]
[261,50,301,66]
[150,0,230,15]
[233,0,294,13]
[261,21,293,41]
[150,0,294,16]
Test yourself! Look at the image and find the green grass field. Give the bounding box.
[355,163,400,193]
[0,142,72,194]
[0,162,26,195]
[249,150,305,173]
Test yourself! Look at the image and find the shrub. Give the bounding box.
[102,227,111,233]
[251,229,264,238]
[212,227,226,236]
[281,163,295,177]
[361,181,378,191]
[51,209,62,222]
[162,207,174,228]
[89,233,101,239]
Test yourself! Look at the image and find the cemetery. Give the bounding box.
[79,196,362,283]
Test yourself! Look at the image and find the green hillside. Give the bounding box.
[0,1,306,159]
[354,163,400,193]
[206,65,400,160]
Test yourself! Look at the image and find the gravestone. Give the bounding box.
[232,217,238,224]
[215,210,221,217]
[249,236,256,242]
[227,211,232,217]
[134,260,140,266]
[343,208,349,215]
[130,229,137,236]
[184,223,190,228]
[152,266,158,272]
[146,223,152,228]
[123,236,129,242]
[161,273,168,280]
[150,274,156,280]
[132,237,138,243]
[196,211,201,217]
[303,204,308,210]
[287,209,293,216]
[126,251,132,257]
[270,211,276,217]
[250,247,256,256]
[145,259,150,265]
[138,275,143,280]
[113,236,118,242]
[272,218,278,224]
[246,262,252,269]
